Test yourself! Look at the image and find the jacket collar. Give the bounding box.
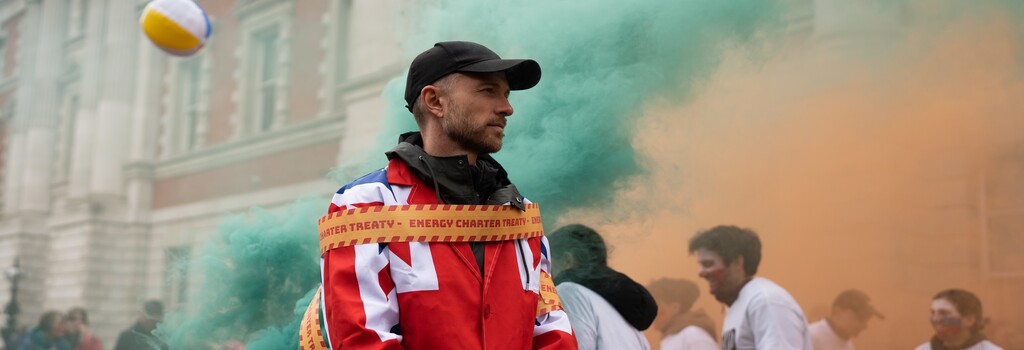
[929,333,988,350]
[385,132,525,209]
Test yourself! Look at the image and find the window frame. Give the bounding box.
[231,0,293,139]
[160,50,213,158]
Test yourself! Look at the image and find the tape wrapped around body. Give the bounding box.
[301,204,563,350]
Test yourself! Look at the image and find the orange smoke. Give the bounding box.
[560,7,1024,350]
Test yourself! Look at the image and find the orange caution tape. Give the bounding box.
[312,204,560,339]
[299,287,329,350]
[318,204,544,254]
[536,270,564,316]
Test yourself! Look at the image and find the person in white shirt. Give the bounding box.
[646,278,718,350]
[688,225,811,350]
[808,289,884,350]
[549,224,658,350]
[915,289,1004,350]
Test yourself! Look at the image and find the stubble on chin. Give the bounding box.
[443,103,502,154]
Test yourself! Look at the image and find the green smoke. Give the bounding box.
[369,0,782,219]
[162,198,322,349]
[168,1,783,348]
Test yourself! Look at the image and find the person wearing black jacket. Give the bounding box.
[549,224,658,349]
[113,300,168,350]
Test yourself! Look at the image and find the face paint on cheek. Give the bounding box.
[703,268,726,293]
[932,316,963,340]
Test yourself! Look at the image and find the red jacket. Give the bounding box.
[73,331,103,350]
[319,158,577,349]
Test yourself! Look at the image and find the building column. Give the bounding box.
[89,0,138,199]
[126,7,165,222]
[0,0,68,335]
[77,0,149,344]
[67,0,107,201]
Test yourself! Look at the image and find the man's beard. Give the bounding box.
[442,100,502,154]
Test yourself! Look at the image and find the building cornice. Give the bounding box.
[233,0,290,20]
[150,178,334,225]
[337,63,404,101]
[154,115,345,179]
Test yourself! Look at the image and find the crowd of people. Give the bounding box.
[10,300,167,350]
[1,36,1008,350]
[299,39,1014,350]
[549,223,1006,350]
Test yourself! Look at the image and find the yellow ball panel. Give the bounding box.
[141,7,202,51]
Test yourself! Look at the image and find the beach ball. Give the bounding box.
[139,0,211,57]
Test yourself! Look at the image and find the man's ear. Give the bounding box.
[421,85,445,118]
[730,255,746,273]
[962,314,977,330]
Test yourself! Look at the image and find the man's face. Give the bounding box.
[441,72,514,155]
[141,313,163,331]
[831,307,871,339]
[930,298,973,340]
[695,248,745,302]
[67,312,84,334]
[50,317,68,337]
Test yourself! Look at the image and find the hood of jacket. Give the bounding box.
[555,265,658,330]
[385,132,524,208]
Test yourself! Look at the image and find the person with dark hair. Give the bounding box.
[915,289,1003,350]
[17,310,72,350]
[66,307,102,350]
[548,224,657,349]
[688,225,810,350]
[301,41,576,349]
[113,300,168,350]
[646,278,717,350]
[808,289,884,350]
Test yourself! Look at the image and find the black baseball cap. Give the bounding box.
[404,41,541,111]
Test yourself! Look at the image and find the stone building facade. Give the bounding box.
[0,0,408,345]
[0,0,1019,348]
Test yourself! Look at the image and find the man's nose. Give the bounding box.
[496,97,513,117]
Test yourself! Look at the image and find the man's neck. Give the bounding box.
[825,318,850,340]
[421,133,477,163]
[720,277,753,307]
[942,331,972,348]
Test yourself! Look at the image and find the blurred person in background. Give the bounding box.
[808,289,884,350]
[65,307,102,350]
[114,300,168,350]
[549,224,658,349]
[17,311,71,350]
[689,225,811,350]
[646,278,717,350]
[915,289,1003,350]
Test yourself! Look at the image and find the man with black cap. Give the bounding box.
[808,289,884,350]
[300,41,576,350]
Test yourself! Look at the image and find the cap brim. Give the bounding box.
[458,59,541,90]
